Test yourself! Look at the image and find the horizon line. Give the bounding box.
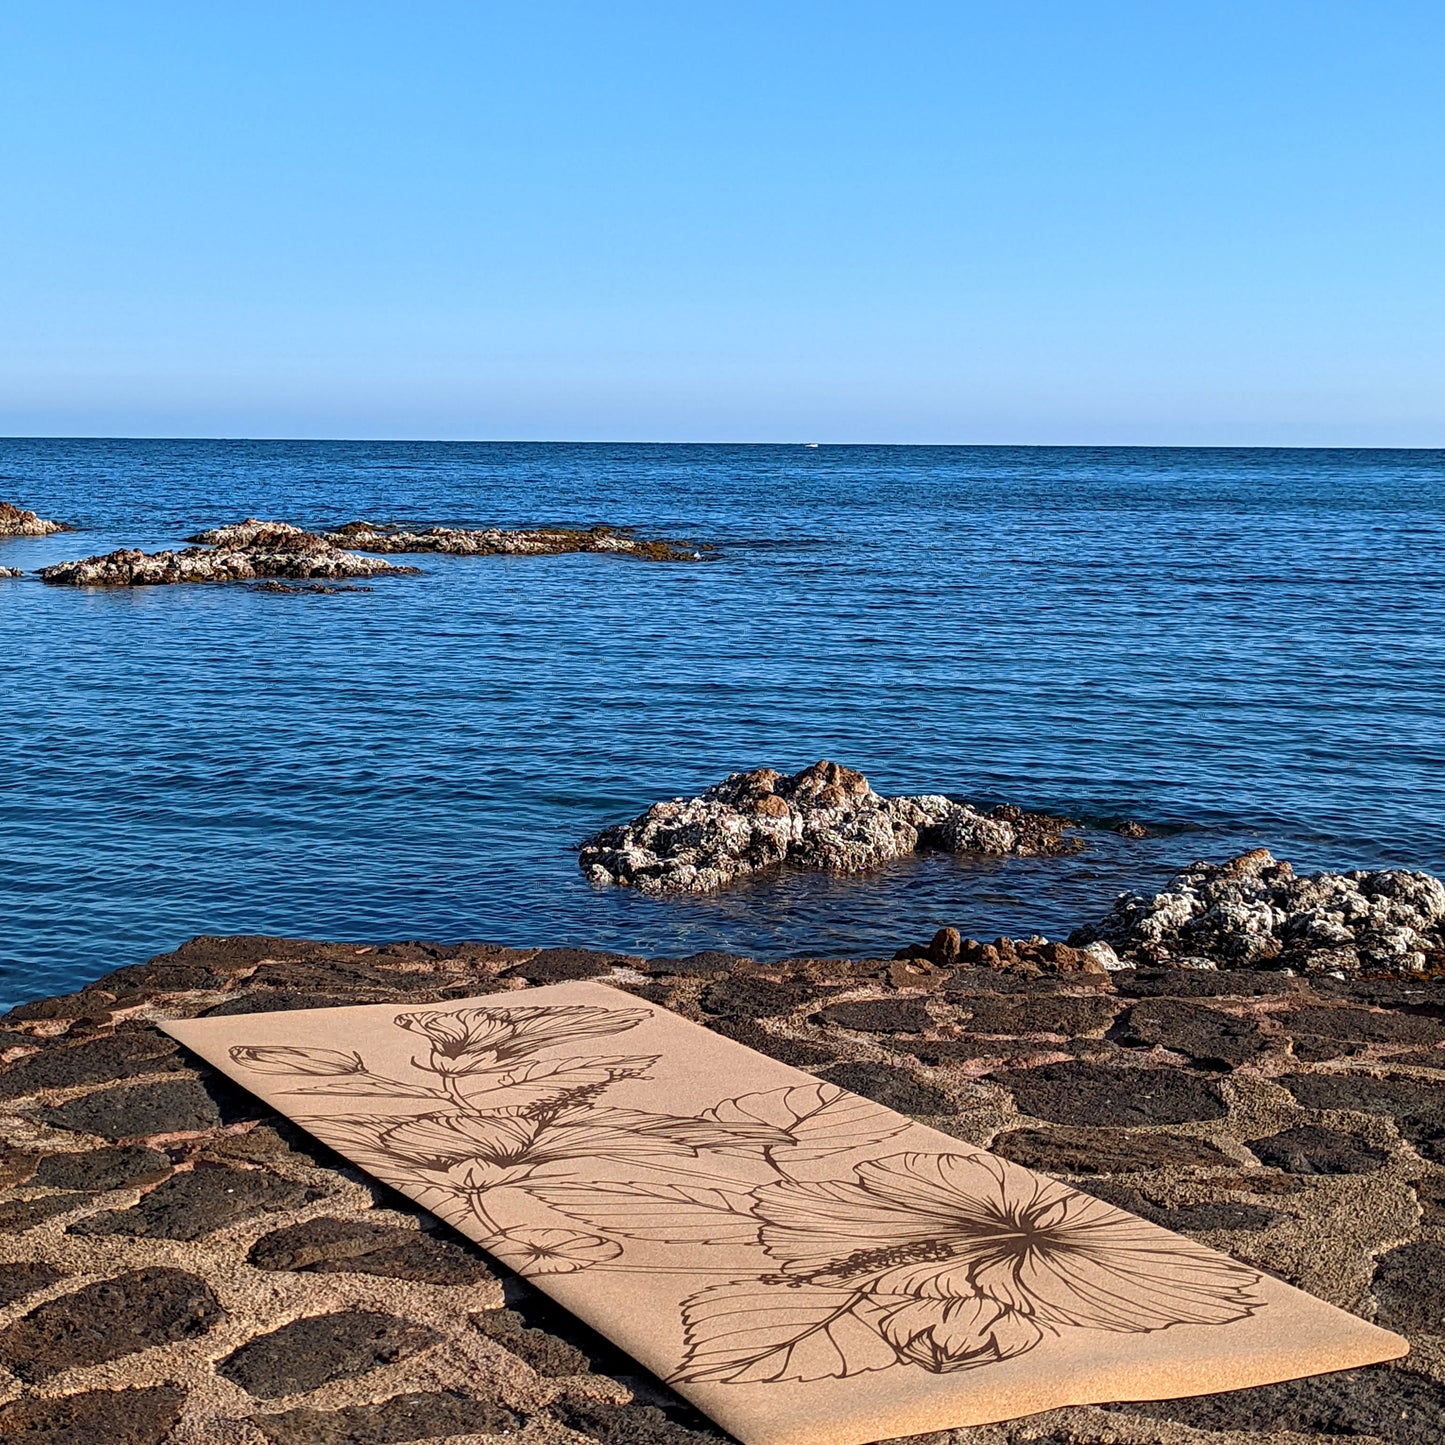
[3,435,1444,453]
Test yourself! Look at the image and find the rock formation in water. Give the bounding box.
[0,502,69,537]
[1067,848,1445,978]
[39,525,418,587]
[0,566,24,579]
[187,517,708,561]
[578,760,1082,893]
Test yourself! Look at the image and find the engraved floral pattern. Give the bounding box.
[230,1000,1265,1386]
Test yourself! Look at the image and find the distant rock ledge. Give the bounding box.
[0,501,69,537]
[578,760,1091,893]
[39,525,418,587]
[188,517,709,562]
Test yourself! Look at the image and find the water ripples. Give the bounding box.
[1,440,1442,1007]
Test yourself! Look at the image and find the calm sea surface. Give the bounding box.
[2,441,1442,1009]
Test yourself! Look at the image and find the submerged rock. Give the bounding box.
[189,517,707,561]
[250,580,374,595]
[0,501,69,537]
[578,760,1081,893]
[39,526,418,588]
[1070,848,1445,977]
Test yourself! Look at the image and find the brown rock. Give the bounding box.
[69,1162,324,1241]
[997,1061,1228,1126]
[0,1268,224,1381]
[32,1145,172,1194]
[0,1386,186,1445]
[553,1398,726,1444]
[0,1029,183,1098]
[955,994,1117,1037]
[505,948,635,983]
[249,1216,494,1285]
[0,501,69,536]
[1115,1366,1444,1445]
[816,998,932,1032]
[473,1306,592,1376]
[1373,1240,1445,1337]
[254,1391,519,1444]
[820,1062,959,1114]
[1251,1125,1391,1175]
[1119,998,1271,1066]
[218,1310,443,1398]
[33,1077,247,1140]
[0,1194,81,1233]
[0,1261,65,1309]
[993,1127,1233,1174]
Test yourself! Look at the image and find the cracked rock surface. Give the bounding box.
[579,760,1084,892]
[1071,847,1445,978]
[0,932,1440,1443]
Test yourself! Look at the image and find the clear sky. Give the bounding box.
[2,1,1442,445]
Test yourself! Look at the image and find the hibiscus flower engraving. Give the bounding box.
[227,998,1270,1387]
[230,1045,365,1075]
[395,1003,651,1075]
[673,1150,1263,1383]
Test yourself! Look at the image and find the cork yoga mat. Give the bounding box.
[163,982,1406,1445]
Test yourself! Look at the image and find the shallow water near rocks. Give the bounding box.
[2,440,1443,1009]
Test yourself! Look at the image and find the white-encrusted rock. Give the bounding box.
[579,761,1078,893]
[1072,847,1445,976]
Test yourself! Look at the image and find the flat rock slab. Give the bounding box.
[0,1385,186,1445]
[0,1267,224,1381]
[68,1161,325,1240]
[217,1309,444,1398]
[255,1390,520,1444]
[996,1060,1230,1126]
[0,935,1440,1444]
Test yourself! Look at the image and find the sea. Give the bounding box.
[2,440,1442,1010]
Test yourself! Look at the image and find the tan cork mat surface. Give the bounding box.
[163,981,1407,1445]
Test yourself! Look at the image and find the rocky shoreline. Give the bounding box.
[187,518,708,563]
[579,761,1092,893]
[0,502,69,538]
[899,850,1445,983]
[0,933,1440,1444]
[39,527,418,588]
[10,514,709,587]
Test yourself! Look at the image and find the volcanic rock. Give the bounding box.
[1071,848,1445,978]
[0,501,69,536]
[40,525,417,587]
[579,761,1081,892]
[188,516,707,561]
[897,928,1119,976]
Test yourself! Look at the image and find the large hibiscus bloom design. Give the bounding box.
[747,1150,1262,1373]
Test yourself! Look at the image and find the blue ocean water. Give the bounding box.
[2,440,1442,1010]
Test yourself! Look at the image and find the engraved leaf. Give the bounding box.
[673,1282,898,1384]
[459,1055,659,1113]
[703,1082,910,1160]
[285,1075,444,1100]
[526,1181,762,1243]
[581,1107,795,1155]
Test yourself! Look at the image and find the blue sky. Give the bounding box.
[1,2,1442,444]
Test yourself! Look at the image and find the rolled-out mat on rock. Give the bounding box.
[163,981,1406,1445]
